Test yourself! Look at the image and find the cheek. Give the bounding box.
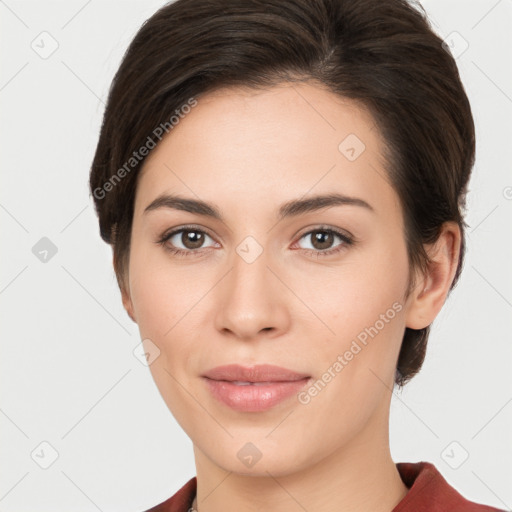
[128,245,189,340]
[302,242,407,336]
[128,247,200,417]
[298,234,409,384]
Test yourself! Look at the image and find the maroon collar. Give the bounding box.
[145,461,505,511]
[393,461,504,511]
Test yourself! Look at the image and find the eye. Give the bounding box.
[157,225,354,259]
[157,225,217,257]
[295,227,354,257]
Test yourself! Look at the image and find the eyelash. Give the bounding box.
[156,224,354,259]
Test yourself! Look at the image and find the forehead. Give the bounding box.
[135,82,400,221]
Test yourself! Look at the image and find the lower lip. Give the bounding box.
[203,377,310,412]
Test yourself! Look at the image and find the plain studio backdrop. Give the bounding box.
[1,0,511,510]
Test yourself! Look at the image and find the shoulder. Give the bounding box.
[394,461,506,512]
[143,476,197,512]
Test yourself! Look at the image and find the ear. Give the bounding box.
[405,222,461,330]
[113,253,137,323]
[121,286,137,323]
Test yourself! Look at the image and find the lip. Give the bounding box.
[202,364,311,412]
[203,364,310,382]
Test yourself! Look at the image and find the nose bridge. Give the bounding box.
[231,235,271,295]
[214,233,289,338]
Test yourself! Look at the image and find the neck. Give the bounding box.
[191,405,409,512]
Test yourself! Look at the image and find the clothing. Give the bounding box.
[144,461,506,511]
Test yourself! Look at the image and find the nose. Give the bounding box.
[213,244,291,341]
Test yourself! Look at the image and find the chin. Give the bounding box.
[199,437,317,478]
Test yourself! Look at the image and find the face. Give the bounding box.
[124,82,417,476]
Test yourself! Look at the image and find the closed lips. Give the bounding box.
[231,381,282,385]
[202,364,310,383]
[203,365,312,412]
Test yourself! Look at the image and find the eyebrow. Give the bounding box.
[143,192,374,221]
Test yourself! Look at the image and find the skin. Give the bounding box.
[120,81,460,512]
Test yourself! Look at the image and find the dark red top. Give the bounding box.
[144,461,506,511]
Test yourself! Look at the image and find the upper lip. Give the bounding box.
[202,364,310,383]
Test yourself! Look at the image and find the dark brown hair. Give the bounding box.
[89,0,475,387]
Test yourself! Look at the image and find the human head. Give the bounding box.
[89,0,474,388]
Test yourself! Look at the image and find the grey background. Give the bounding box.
[1,0,511,510]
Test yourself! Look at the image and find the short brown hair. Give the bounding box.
[89,0,475,387]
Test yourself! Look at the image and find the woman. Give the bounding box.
[89,0,505,510]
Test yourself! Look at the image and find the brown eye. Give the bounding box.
[310,231,335,250]
[158,227,217,256]
[177,229,206,250]
[295,227,354,257]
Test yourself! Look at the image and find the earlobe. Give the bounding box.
[121,288,137,323]
[113,252,137,323]
[405,223,461,330]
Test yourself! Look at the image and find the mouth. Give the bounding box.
[228,381,289,386]
[202,363,310,382]
[202,364,311,412]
